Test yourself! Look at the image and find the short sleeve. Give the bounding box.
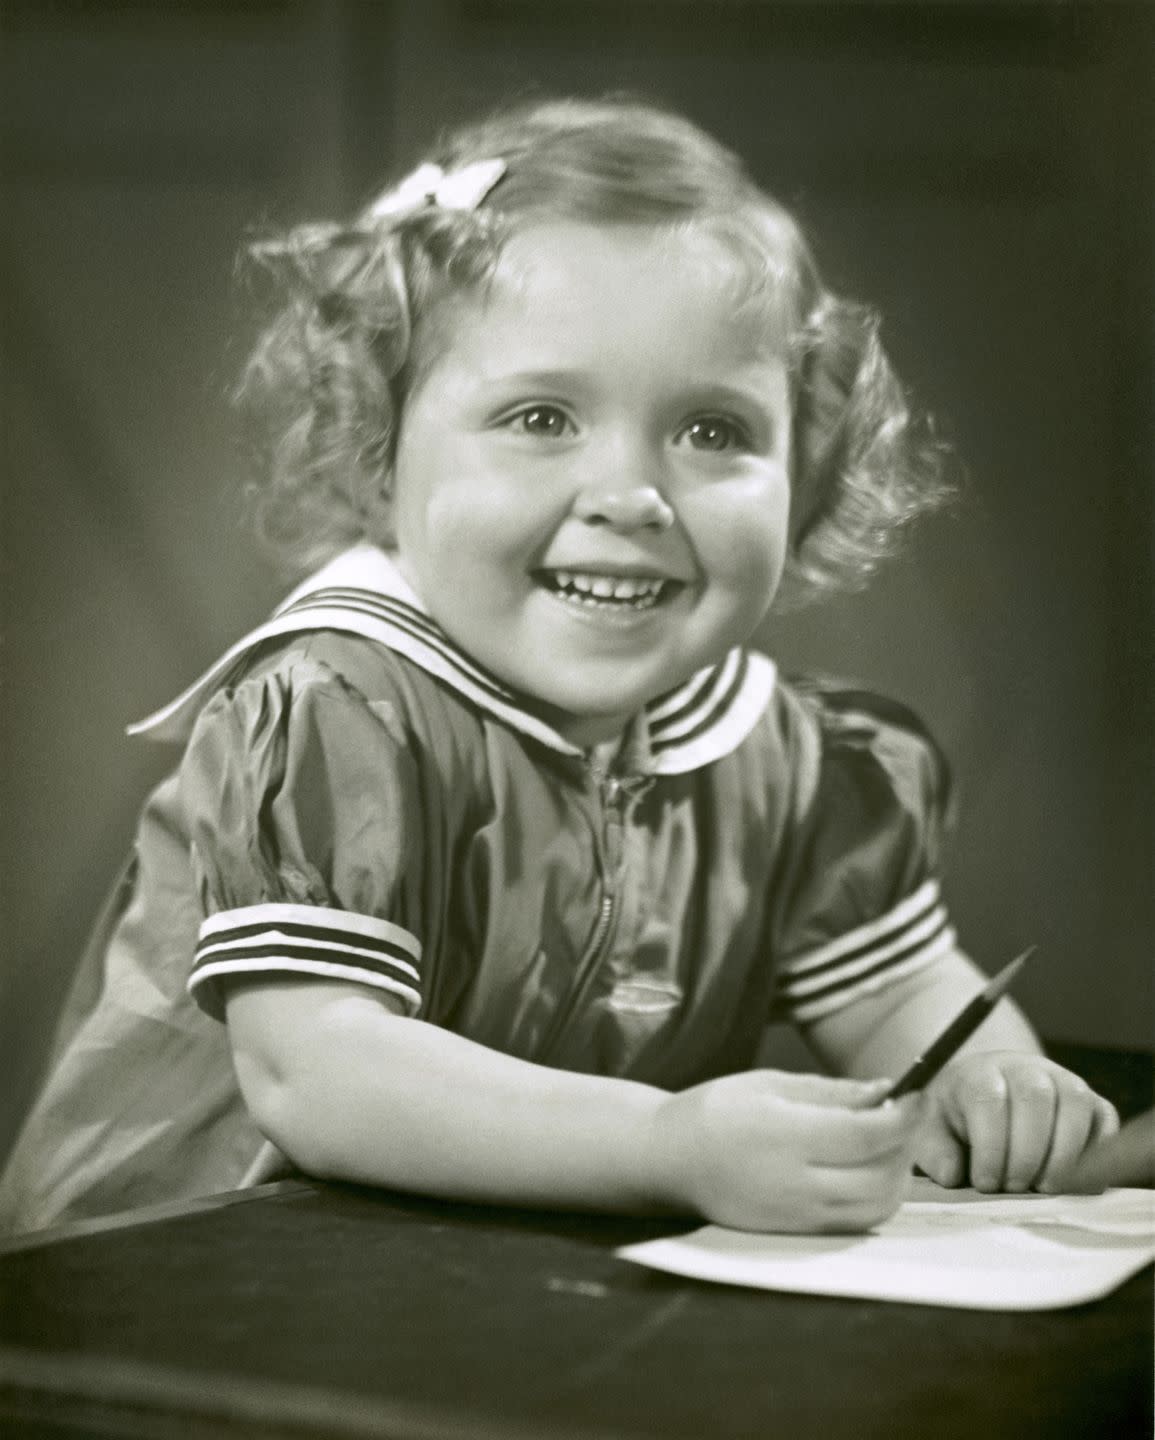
[178,648,426,1021]
[770,683,957,1025]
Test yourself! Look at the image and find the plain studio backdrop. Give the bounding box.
[1,0,1151,1164]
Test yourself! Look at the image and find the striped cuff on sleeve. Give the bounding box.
[776,878,955,1024]
[188,903,422,1020]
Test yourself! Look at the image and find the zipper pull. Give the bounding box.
[602,776,625,876]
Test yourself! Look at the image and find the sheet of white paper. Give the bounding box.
[617,1183,1155,1311]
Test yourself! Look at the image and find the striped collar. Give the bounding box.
[130,544,777,776]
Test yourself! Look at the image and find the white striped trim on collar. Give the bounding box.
[130,544,777,776]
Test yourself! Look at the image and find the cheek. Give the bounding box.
[687,477,791,595]
[395,448,499,563]
[426,470,564,569]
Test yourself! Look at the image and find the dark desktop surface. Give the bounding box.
[0,1042,1150,1440]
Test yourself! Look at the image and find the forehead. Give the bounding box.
[427,221,794,384]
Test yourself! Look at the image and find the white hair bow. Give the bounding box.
[366,158,507,222]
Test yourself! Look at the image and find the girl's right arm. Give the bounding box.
[224,979,924,1233]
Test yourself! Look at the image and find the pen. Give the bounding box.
[882,948,1035,1101]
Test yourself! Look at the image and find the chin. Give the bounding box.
[528,686,639,742]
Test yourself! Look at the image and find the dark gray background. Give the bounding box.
[2,0,1152,1162]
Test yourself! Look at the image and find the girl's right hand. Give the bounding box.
[647,1070,924,1233]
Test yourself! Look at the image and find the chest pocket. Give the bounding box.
[606,978,683,1016]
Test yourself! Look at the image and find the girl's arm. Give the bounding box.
[223,978,924,1233]
[801,949,1118,1192]
[800,947,1041,1080]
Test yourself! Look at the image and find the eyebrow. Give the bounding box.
[475,371,783,405]
[675,379,782,412]
[475,369,593,393]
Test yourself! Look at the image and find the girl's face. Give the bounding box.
[392,221,792,747]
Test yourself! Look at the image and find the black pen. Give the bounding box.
[882,948,1035,1101]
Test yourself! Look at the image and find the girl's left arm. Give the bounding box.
[800,949,1119,1193]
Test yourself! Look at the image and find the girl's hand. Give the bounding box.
[648,1070,925,1233]
[915,1052,1119,1193]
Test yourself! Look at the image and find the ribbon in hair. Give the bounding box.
[366,158,507,222]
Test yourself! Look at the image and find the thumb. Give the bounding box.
[842,1077,899,1110]
[758,1071,894,1110]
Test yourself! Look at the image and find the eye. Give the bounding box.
[677,415,751,453]
[505,404,574,440]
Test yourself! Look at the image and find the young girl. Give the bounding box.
[0,97,1117,1236]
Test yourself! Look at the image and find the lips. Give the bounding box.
[535,568,683,611]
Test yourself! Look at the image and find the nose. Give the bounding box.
[572,477,675,534]
[574,487,674,532]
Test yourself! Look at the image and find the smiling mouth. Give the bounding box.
[535,569,683,612]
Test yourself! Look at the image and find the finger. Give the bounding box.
[1090,1096,1121,1143]
[914,1109,969,1188]
[1036,1111,1088,1192]
[1031,1082,1100,1192]
[958,1068,1011,1191]
[804,1094,925,1167]
[810,1162,911,1232]
[1003,1068,1059,1192]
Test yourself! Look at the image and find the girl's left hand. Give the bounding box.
[914,1052,1120,1193]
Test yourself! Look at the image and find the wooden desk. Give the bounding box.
[1,1043,1150,1440]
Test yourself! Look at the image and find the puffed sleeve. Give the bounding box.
[769,682,958,1025]
[178,648,426,1021]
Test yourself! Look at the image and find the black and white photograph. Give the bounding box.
[1,2,1152,1436]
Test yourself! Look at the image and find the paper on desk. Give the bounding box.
[617,1181,1155,1311]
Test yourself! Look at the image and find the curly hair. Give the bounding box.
[234,96,952,604]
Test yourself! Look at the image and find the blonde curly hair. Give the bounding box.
[235,96,951,606]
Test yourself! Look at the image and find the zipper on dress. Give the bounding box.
[538,770,627,1060]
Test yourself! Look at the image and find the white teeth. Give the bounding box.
[544,570,668,609]
[551,571,663,598]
